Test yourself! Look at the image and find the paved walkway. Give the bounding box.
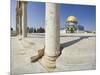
[11,36,47,75]
[11,33,96,75]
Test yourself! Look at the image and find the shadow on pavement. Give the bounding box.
[60,36,90,51]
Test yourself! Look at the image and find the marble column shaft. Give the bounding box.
[21,1,27,37]
[16,1,22,35]
[41,3,60,70]
[16,15,19,35]
[45,3,60,57]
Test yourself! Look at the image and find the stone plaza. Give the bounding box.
[11,1,96,75]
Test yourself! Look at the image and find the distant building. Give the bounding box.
[65,16,84,33]
[77,25,84,33]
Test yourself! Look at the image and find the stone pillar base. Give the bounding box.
[40,55,58,72]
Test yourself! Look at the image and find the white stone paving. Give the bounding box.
[11,36,47,75]
[11,33,96,74]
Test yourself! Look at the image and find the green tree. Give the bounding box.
[65,25,77,33]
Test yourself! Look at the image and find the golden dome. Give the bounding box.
[66,16,78,23]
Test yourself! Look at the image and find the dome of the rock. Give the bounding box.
[66,16,78,23]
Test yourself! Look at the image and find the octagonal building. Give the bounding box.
[66,16,78,25]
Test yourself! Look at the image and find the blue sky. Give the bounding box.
[11,0,96,31]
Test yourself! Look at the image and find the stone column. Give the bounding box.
[16,15,19,35]
[18,15,22,35]
[21,1,27,37]
[16,1,22,36]
[41,3,60,70]
[20,15,22,35]
[16,1,20,35]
